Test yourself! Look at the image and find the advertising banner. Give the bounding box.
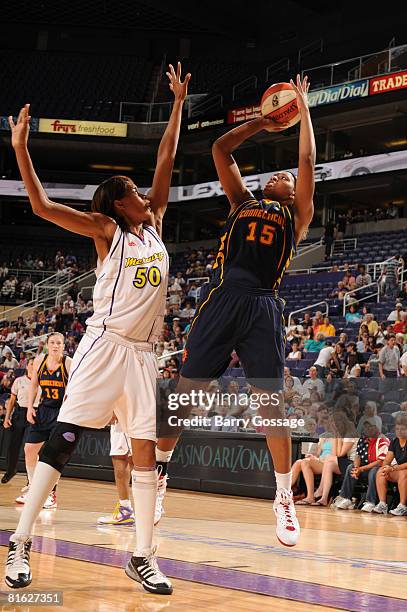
[369,70,407,95]
[39,118,128,137]
[184,116,226,132]
[0,116,39,132]
[2,150,407,202]
[308,79,369,108]
[227,104,262,124]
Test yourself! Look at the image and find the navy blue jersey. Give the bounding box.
[211,197,296,293]
[37,355,68,409]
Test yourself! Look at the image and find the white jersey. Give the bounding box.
[86,224,169,342]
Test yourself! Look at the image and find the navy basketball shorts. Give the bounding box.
[181,286,286,385]
[26,404,60,444]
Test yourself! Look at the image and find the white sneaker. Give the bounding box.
[361,502,376,513]
[154,474,168,525]
[43,492,57,509]
[273,488,300,547]
[373,501,388,514]
[15,490,29,504]
[97,502,135,525]
[333,497,354,510]
[5,536,32,588]
[389,503,407,516]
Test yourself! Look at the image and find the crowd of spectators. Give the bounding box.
[0,250,91,304]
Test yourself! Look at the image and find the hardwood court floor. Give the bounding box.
[0,475,406,611]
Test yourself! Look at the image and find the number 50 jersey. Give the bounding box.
[86,224,169,342]
[211,198,296,293]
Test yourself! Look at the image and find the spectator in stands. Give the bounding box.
[2,351,18,370]
[18,351,28,369]
[393,313,406,335]
[301,312,312,327]
[355,265,372,288]
[401,350,407,377]
[339,332,348,344]
[304,331,326,353]
[387,302,404,322]
[293,436,337,505]
[364,313,379,337]
[373,414,407,515]
[329,342,346,378]
[332,419,389,511]
[323,219,337,260]
[329,281,347,300]
[180,301,195,320]
[336,214,347,239]
[344,342,362,377]
[391,401,407,418]
[312,312,324,335]
[386,202,399,219]
[356,331,370,353]
[286,341,302,360]
[357,401,382,435]
[365,342,383,378]
[329,264,340,272]
[314,343,335,379]
[302,367,325,399]
[284,367,302,396]
[397,281,407,301]
[0,262,9,279]
[379,258,399,298]
[317,317,336,338]
[286,318,304,342]
[342,270,356,289]
[378,335,400,378]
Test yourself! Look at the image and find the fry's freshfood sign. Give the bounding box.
[369,70,407,95]
[39,118,128,137]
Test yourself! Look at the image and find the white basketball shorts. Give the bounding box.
[58,327,158,441]
[109,422,132,456]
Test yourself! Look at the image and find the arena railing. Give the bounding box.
[6,268,56,283]
[342,282,379,316]
[53,270,97,307]
[0,299,45,326]
[156,350,183,364]
[330,238,357,257]
[287,300,329,327]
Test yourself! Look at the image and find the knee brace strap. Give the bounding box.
[39,422,83,473]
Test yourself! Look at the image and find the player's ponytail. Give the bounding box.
[91,176,131,232]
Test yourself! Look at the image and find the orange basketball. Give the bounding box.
[261,82,300,131]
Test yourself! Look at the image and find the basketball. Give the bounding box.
[261,82,301,130]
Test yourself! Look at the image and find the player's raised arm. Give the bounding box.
[290,75,315,244]
[8,105,114,242]
[212,115,288,212]
[147,62,191,237]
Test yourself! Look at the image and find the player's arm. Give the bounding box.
[290,75,315,244]
[8,106,116,245]
[27,355,42,424]
[3,394,16,428]
[147,63,191,238]
[212,116,287,212]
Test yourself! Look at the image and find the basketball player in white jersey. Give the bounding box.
[6,62,190,596]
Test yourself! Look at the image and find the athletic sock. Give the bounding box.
[14,462,60,537]
[275,471,292,491]
[155,448,173,477]
[132,469,157,557]
[119,499,132,508]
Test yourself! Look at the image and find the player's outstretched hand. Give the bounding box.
[27,406,37,425]
[8,103,31,149]
[290,74,310,115]
[166,62,191,102]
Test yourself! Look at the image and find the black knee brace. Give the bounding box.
[39,422,83,473]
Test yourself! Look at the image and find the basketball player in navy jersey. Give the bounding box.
[6,63,190,595]
[16,333,71,510]
[158,75,315,546]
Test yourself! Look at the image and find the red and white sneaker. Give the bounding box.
[43,492,57,509]
[154,474,168,525]
[273,488,300,547]
[16,489,29,504]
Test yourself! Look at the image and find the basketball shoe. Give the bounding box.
[125,546,172,595]
[373,501,388,514]
[15,489,29,504]
[389,503,407,516]
[97,502,135,525]
[43,491,57,509]
[5,536,32,588]
[154,473,168,525]
[273,488,300,547]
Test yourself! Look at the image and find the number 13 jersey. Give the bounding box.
[211,198,296,293]
[86,224,169,342]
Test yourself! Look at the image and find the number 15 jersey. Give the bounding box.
[86,224,169,342]
[211,197,296,293]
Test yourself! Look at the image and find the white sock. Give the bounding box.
[275,471,292,491]
[132,469,157,557]
[14,462,60,538]
[155,448,174,463]
[119,499,132,508]
[26,460,38,485]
